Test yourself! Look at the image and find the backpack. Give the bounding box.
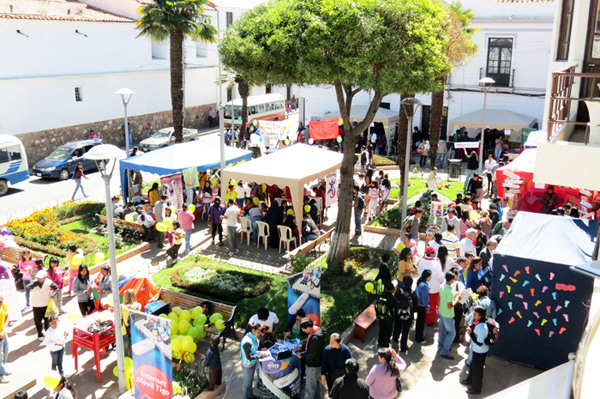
[375,296,393,320]
[356,194,366,210]
[484,318,499,346]
[397,295,412,321]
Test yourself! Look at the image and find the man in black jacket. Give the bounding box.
[374,254,392,289]
[295,318,326,399]
[376,282,399,348]
[329,358,370,399]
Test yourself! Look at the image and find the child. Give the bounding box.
[166,222,185,266]
[47,257,65,313]
[201,337,222,391]
[19,248,36,309]
[35,259,45,272]
[65,244,83,294]
[43,315,68,375]
[415,269,432,343]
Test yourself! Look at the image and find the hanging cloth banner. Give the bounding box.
[259,120,292,141]
[308,120,339,140]
[454,141,480,149]
[160,173,184,212]
[183,167,199,190]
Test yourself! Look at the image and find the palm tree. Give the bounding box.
[428,1,478,169]
[136,0,217,142]
[217,70,253,146]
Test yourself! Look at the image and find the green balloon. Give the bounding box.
[191,307,203,319]
[178,319,189,334]
[180,310,191,321]
[337,136,343,143]
[172,307,183,316]
[209,313,223,324]
[252,121,258,126]
[187,326,199,339]
[194,314,207,327]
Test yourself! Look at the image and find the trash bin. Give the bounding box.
[448,159,461,181]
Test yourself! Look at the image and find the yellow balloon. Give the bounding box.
[198,330,207,340]
[163,219,173,228]
[469,211,479,220]
[170,321,178,335]
[188,204,196,213]
[44,371,61,390]
[68,313,81,324]
[262,183,267,192]
[365,282,374,293]
[215,319,225,331]
[252,197,260,206]
[338,118,343,125]
[106,294,114,308]
[124,357,133,371]
[156,222,167,232]
[173,349,182,360]
[191,306,202,319]
[125,214,134,222]
[396,243,405,254]
[172,307,183,316]
[180,309,191,321]
[184,353,195,363]
[178,319,189,334]
[172,339,182,353]
[304,205,311,213]
[173,382,182,395]
[94,252,105,264]
[71,254,84,267]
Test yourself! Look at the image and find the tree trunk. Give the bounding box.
[428,76,446,169]
[238,79,249,147]
[397,93,414,198]
[170,29,185,143]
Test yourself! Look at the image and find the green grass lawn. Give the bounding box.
[151,251,396,337]
[389,177,464,202]
[58,217,138,266]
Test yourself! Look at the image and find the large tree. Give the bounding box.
[219,0,451,265]
[136,0,217,142]
[217,70,253,146]
[428,2,478,169]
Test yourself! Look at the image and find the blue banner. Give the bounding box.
[130,310,173,399]
[287,266,321,327]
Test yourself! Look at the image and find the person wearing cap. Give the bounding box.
[95,265,112,300]
[329,358,369,399]
[43,315,68,376]
[27,270,59,340]
[221,198,240,256]
[0,295,10,384]
[178,203,196,255]
[417,246,444,325]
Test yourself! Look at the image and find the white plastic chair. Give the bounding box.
[255,220,270,250]
[239,217,252,245]
[277,225,297,253]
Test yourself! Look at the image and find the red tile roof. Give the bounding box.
[136,0,216,11]
[0,1,134,23]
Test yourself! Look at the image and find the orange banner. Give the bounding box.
[309,119,339,140]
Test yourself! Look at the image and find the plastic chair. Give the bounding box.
[277,225,297,253]
[239,217,253,245]
[255,221,270,250]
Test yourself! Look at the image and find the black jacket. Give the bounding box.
[303,326,327,367]
[374,262,391,285]
[330,374,370,399]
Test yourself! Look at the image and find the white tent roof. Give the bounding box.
[324,105,399,124]
[222,144,343,238]
[448,108,537,132]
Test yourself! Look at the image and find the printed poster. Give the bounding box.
[130,310,173,399]
[325,173,338,207]
[0,279,22,321]
[160,173,184,212]
[308,120,339,140]
[182,167,199,190]
[287,266,321,325]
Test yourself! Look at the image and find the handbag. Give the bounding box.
[206,206,213,227]
[396,375,403,393]
[45,298,59,317]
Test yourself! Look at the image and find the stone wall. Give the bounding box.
[19,103,215,167]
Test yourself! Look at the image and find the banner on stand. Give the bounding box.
[160,173,184,212]
[308,120,339,140]
[325,173,338,207]
[287,267,321,326]
[130,310,173,399]
[454,142,480,149]
[0,279,22,321]
[259,120,291,141]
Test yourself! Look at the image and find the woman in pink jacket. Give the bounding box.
[19,248,36,309]
[178,206,195,255]
[366,348,407,399]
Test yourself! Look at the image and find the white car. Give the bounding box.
[138,127,199,152]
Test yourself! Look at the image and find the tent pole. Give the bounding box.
[218,8,226,199]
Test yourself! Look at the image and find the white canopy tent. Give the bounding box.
[448,108,537,138]
[324,105,399,153]
[222,144,344,240]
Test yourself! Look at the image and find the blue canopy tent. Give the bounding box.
[491,211,599,369]
[119,140,252,203]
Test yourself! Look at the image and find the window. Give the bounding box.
[0,148,9,164]
[265,84,272,94]
[557,0,574,60]
[8,145,22,161]
[226,88,232,102]
[75,87,82,101]
[226,12,233,28]
[486,38,513,87]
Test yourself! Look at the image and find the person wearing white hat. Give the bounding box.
[27,270,59,341]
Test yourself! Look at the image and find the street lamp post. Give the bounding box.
[116,88,134,157]
[83,144,127,394]
[216,10,226,199]
[478,77,495,173]
[400,97,422,239]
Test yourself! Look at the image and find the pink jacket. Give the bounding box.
[178,210,195,231]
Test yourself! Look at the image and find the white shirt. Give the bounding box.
[417,257,444,294]
[30,279,55,308]
[371,133,377,143]
[249,312,280,334]
[43,325,67,352]
[224,205,240,227]
[459,237,477,258]
[484,159,498,173]
[236,185,246,199]
[441,231,460,257]
[429,240,441,256]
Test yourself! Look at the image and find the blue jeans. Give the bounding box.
[51,348,64,374]
[438,316,456,355]
[305,366,321,399]
[251,216,262,244]
[236,198,245,208]
[227,226,237,251]
[464,169,476,190]
[354,208,363,236]
[303,234,318,244]
[242,363,256,399]
[184,229,192,254]
[72,179,86,199]
[23,279,31,307]
[0,336,8,377]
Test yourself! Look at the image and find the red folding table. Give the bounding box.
[72,311,116,383]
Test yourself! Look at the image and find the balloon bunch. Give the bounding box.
[161,306,224,362]
[112,357,135,390]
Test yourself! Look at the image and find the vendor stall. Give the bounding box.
[447,108,537,139]
[490,212,599,369]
